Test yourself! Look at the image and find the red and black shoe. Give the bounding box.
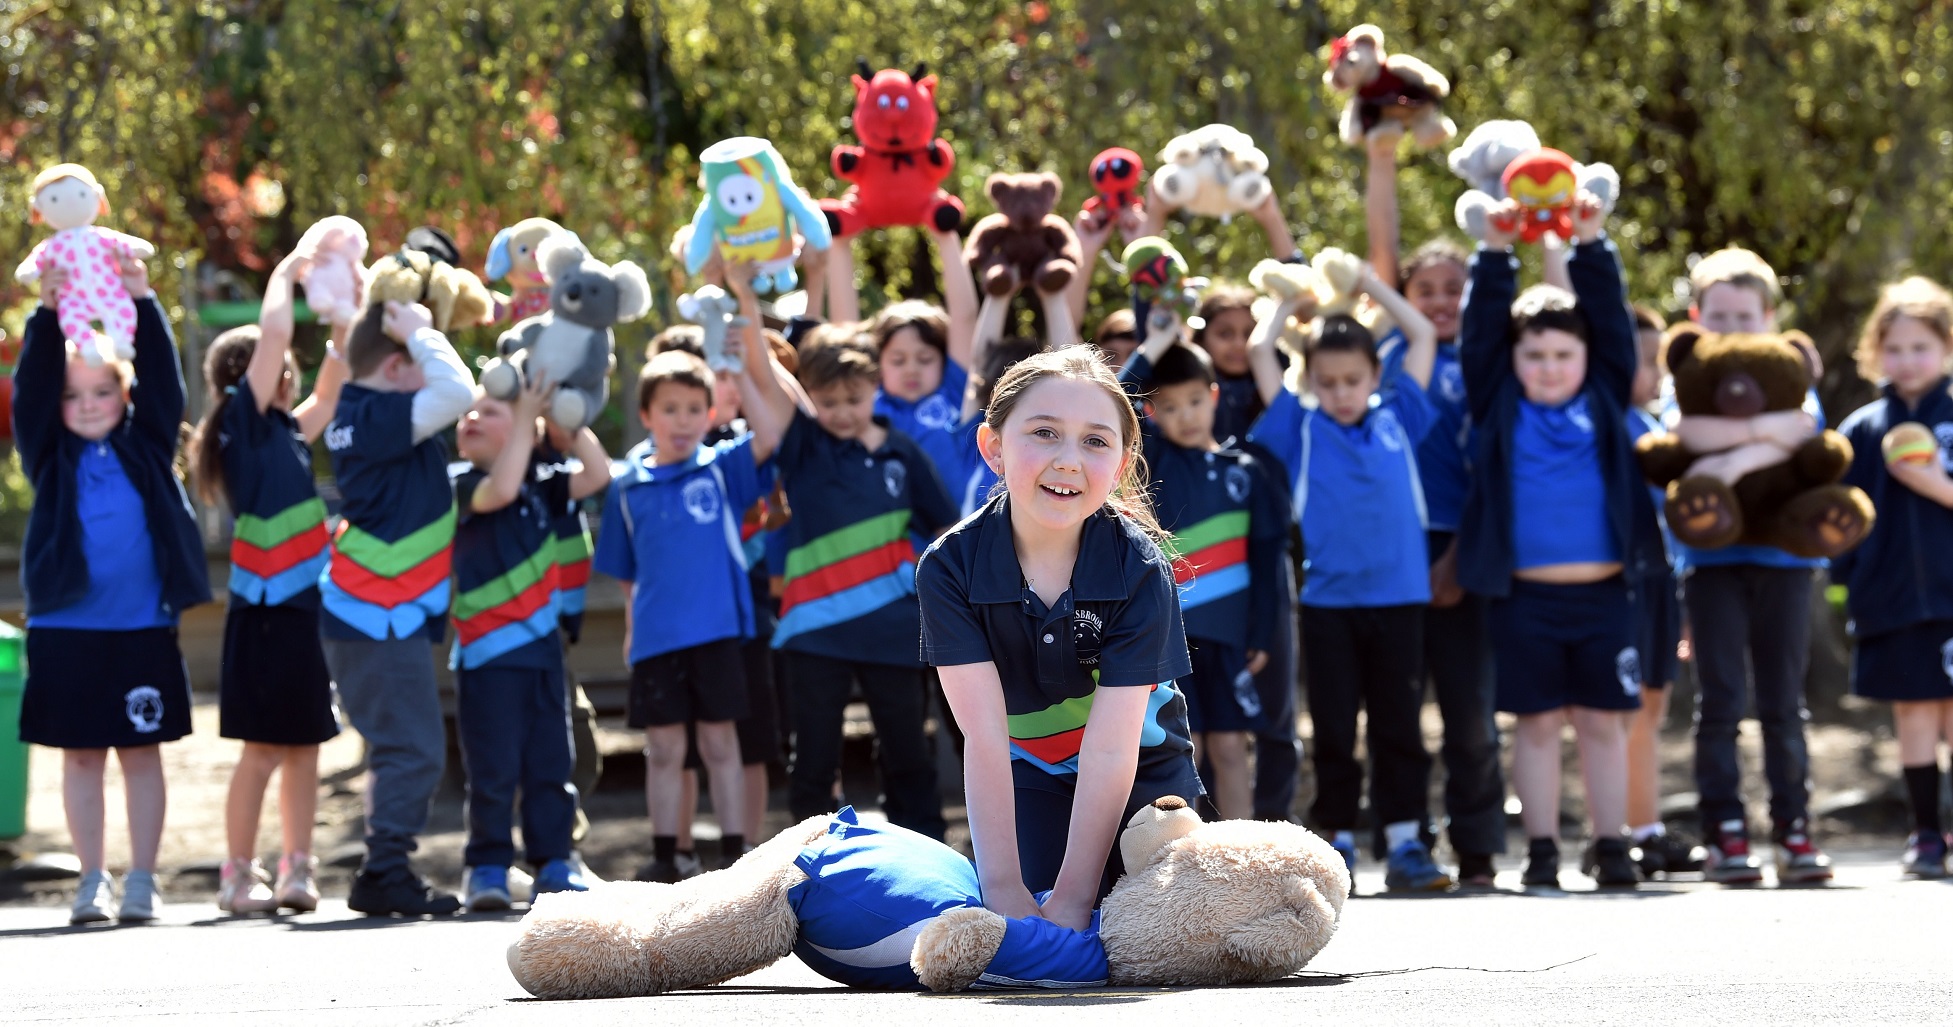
[1773,817,1834,884]
[1705,819,1764,885]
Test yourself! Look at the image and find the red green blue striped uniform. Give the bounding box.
[231,498,330,606]
[552,522,591,637]
[320,508,455,640]
[1170,509,1251,615]
[454,527,560,669]
[775,508,916,649]
[218,377,329,608]
[1007,676,1184,776]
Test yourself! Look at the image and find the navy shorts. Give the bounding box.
[1630,566,1682,690]
[1488,577,1643,714]
[22,627,193,749]
[685,637,781,769]
[1180,637,1262,734]
[1852,620,1953,702]
[629,638,748,728]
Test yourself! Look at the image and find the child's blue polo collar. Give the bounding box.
[962,494,1134,605]
[625,436,729,486]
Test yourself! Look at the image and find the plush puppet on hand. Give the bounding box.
[14,164,157,366]
[293,215,369,328]
[1150,125,1271,225]
[486,218,582,323]
[964,172,1083,297]
[1323,24,1456,151]
[685,137,833,294]
[819,61,965,238]
[481,237,650,431]
[1080,147,1145,229]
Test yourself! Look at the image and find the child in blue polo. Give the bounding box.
[1454,193,1645,889]
[915,348,1198,931]
[1245,263,1451,892]
[449,374,611,910]
[320,298,475,915]
[741,318,958,841]
[1116,331,1287,823]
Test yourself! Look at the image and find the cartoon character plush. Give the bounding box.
[1081,147,1145,228]
[1636,324,1875,558]
[1150,125,1271,223]
[963,172,1083,298]
[819,62,964,238]
[1454,146,1620,245]
[1323,24,1456,150]
[486,217,582,323]
[479,236,651,431]
[1122,236,1206,334]
[1448,120,1541,239]
[363,245,496,334]
[293,215,369,328]
[684,137,832,294]
[14,164,157,366]
[676,285,745,373]
[1883,422,1939,467]
[505,798,1349,999]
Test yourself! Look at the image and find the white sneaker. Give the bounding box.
[218,858,278,914]
[274,853,320,912]
[118,869,159,922]
[70,871,114,925]
[507,865,535,904]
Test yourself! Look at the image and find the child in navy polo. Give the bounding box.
[15,258,211,925]
[742,319,958,840]
[186,248,347,915]
[1455,193,1644,889]
[1837,276,1953,877]
[1116,331,1287,822]
[916,348,1198,929]
[321,298,475,916]
[1245,263,1452,892]
[450,374,612,910]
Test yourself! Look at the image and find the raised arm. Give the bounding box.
[1358,262,1436,388]
[1460,206,1522,424]
[294,316,351,442]
[248,251,306,415]
[933,227,979,370]
[12,270,70,476]
[1363,126,1404,285]
[470,374,550,515]
[823,239,860,324]
[1039,286,1080,350]
[1563,194,1633,406]
[564,427,613,500]
[960,289,1014,422]
[122,258,187,449]
[394,301,476,443]
[1246,298,1304,408]
[726,260,790,462]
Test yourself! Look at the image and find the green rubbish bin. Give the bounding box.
[0,620,25,839]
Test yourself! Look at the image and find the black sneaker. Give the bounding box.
[347,866,462,916]
[1456,852,1497,888]
[1630,831,1707,878]
[1522,838,1561,888]
[633,857,684,883]
[1582,837,1640,888]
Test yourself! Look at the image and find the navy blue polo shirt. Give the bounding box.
[1381,332,1472,533]
[916,494,1197,787]
[592,434,766,665]
[1838,378,1953,638]
[1211,373,1265,446]
[533,445,593,642]
[876,359,969,493]
[772,410,959,666]
[219,378,329,609]
[320,385,455,641]
[449,459,568,670]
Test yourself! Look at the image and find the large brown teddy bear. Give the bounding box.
[505,798,1349,999]
[1636,323,1874,558]
[964,172,1082,297]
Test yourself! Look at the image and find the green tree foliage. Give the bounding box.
[1,0,1948,419]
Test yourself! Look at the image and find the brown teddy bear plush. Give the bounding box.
[505,798,1349,999]
[363,246,495,334]
[964,172,1082,297]
[1636,323,1874,558]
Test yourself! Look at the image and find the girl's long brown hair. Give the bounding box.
[982,347,1168,551]
[187,326,295,507]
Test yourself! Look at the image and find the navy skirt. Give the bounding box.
[220,602,340,745]
[1852,620,1953,702]
[22,626,193,749]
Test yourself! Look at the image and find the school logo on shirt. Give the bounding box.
[1224,465,1251,504]
[1438,362,1466,405]
[682,476,722,525]
[1615,647,1643,697]
[1566,397,1595,434]
[883,461,907,498]
[1373,409,1406,452]
[124,686,164,734]
[1933,423,1953,472]
[914,394,959,432]
[1072,607,1104,666]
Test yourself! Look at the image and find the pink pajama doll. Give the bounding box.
[14,164,156,366]
[293,215,369,327]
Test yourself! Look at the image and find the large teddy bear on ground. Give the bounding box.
[480,236,650,431]
[506,798,1349,999]
[1636,323,1874,558]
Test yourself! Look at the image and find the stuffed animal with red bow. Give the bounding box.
[1080,147,1144,229]
[819,61,965,239]
[1323,25,1455,150]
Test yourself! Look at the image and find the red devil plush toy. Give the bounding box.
[819,61,965,239]
[1079,147,1144,228]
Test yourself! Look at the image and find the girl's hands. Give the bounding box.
[1143,306,1182,347]
[1365,122,1406,163]
[1038,891,1094,932]
[984,883,1044,923]
[1752,410,1817,450]
[37,265,69,306]
[1482,199,1522,251]
[117,255,152,299]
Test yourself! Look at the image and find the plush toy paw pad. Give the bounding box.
[1811,503,1868,554]
[1670,489,1735,542]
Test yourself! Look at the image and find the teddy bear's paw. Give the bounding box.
[1152,166,1197,209]
[550,390,590,432]
[479,360,520,401]
[1807,499,1871,557]
[1667,485,1739,548]
[911,906,1009,993]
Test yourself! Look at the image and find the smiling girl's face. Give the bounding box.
[980,375,1130,536]
[62,357,127,441]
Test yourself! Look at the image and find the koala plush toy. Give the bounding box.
[480,237,651,430]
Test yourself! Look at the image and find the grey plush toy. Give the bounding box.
[676,285,745,374]
[480,236,651,430]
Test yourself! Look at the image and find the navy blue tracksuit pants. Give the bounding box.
[455,662,578,868]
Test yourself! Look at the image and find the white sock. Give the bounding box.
[1632,822,1665,843]
[1333,830,1356,850]
[1383,821,1421,852]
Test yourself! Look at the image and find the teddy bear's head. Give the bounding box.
[1663,322,1818,419]
[297,215,369,263]
[1098,798,1351,986]
[540,236,651,330]
[487,217,574,285]
[363,247,495,334]
[1324,24,1386,92]
[984,172,1061,231]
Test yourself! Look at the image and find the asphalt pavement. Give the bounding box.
[5,853,1950,1025]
